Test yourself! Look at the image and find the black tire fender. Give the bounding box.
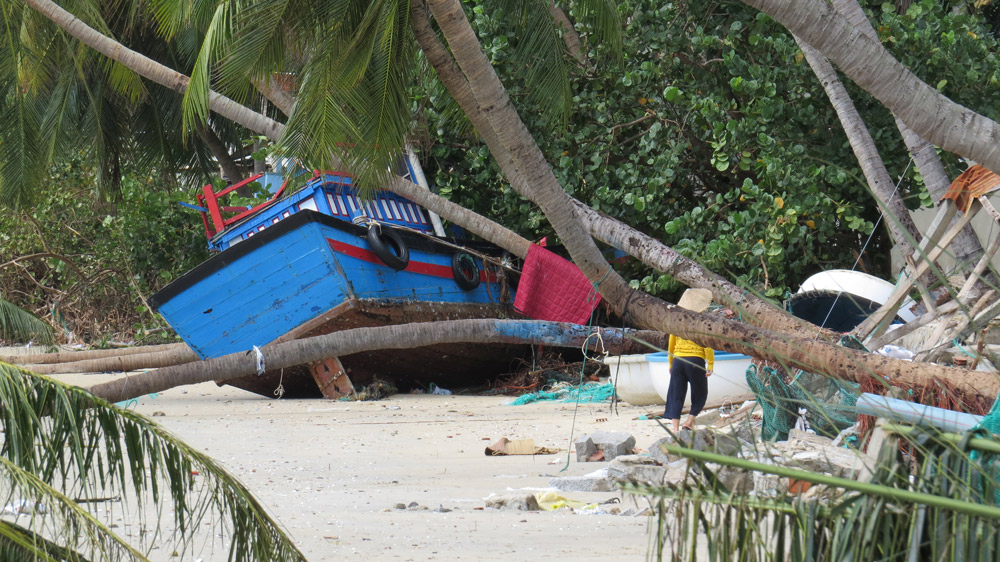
[366,225,409,270]
[451,252,481,291]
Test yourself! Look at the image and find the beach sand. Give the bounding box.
[57,374,673,561]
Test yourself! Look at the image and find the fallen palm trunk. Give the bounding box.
[21,346,200,375]
[570,200,826,338]
[39,323,666,380]
[1,342,191,365]
[82,318,996,405]
[83,321,672,400]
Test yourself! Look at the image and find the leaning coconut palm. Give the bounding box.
[0,297,52,345]
[0,362,307,561]
[638,424,1000,561]
[177,0,619,191]
[0,0,270,208]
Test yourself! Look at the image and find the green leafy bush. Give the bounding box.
[421,0,1000,300]
[0,157,208,343]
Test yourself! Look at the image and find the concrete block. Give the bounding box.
[788,428,832,446]
[704,463,753,494]
[589,431,637,461]
[751,472,787,497]
[548,468,615,492]
[787,447,868,480]
[575,435,597,462]
[607,455,668,487]
[649,429,741,463]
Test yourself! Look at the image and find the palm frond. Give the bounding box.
[0,4,47,208]
[101,57,146,104]
[0,363,308,561]
[0,455,146,562]
[181,0,231,133]
[637,426,1000,561]
[0,519,94,561]
[0,298,52,345]
[339,0,414,189]
[146,0,193,39]
[475,0,573,127]
[215,0,294,95]
[566,0,621,60]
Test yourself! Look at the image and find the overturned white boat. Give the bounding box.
[789,270,917,332]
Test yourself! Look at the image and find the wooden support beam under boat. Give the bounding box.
[307,356,355,399]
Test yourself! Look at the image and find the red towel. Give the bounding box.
[514,245,602,325]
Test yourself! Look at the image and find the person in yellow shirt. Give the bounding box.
[664,289,715,433]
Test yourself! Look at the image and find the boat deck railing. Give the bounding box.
[193,173,291,240]
[193,170,436,251]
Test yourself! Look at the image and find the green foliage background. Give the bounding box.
[0,156,207,343]
[421,0,1000,299]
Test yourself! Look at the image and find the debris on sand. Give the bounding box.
[344,379,398,401]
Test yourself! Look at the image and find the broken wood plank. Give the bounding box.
[955,197,1000,301]
[917,289,998,362]
[856,203,974,340]
[868,300,960,350]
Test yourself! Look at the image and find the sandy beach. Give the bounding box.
[57,374,672,561]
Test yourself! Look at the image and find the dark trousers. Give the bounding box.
[664,356,707,420]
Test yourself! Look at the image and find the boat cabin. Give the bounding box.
[195,170,437,252]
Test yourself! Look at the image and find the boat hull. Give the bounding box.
[794,270,917,330]
[223,299,528,397]
[150,210,519,396]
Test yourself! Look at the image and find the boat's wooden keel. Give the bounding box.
[308,356,355,399]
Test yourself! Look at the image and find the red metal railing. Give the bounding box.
[196,173,290,238]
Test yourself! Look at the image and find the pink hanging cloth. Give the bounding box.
[513,244,602,325]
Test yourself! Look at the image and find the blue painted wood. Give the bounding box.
[155,212,510,360]
[158,220,346,358]
[211,173,435,251]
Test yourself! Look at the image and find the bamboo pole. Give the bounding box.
[882,423,1000,454]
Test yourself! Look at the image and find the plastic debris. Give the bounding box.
[429,383,452,395]
[2,499,47,515]
[876,344,915,360]
[485,437,558,456]
[534,491,598,512]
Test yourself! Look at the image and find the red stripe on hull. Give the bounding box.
[327,238,457,279]
[326,238,497,282]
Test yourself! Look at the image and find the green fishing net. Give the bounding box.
[971,393,1000,503]
[976,395,1000,439]
[745,339,862,441]
[508,382,615,405]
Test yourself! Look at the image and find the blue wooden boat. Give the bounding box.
[149,161,523,398]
